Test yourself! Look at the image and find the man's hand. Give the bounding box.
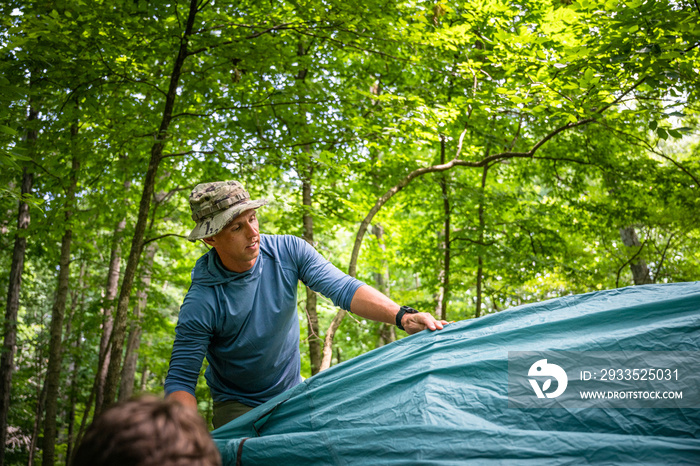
[401,312,449,335]
[167,390,198,410]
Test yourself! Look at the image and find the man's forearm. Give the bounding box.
[167,390,198,410]
[349,285,447,334]
[349,284,400,325]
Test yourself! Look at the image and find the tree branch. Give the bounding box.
[161,149,216,159]
[318,72,657,373]
[596,75,647,115]
[142,233,189,246]
[615,238,648,288]
[94,47,167,99]
[31,159,62,182]
[448,235,495,247]
[234,137,352,154]
[171,98,343,120]
[187,23,294,56]
[246,22,294,39]
[196,0,211,12]
[290,28,454,77]
[532,155,597,166]
[593,121,700,186]
[318,117,594,371]
[653,233,675,282]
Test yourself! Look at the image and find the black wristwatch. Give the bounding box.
[396,305,419,331]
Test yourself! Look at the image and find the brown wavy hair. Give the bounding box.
[72,396,221,466]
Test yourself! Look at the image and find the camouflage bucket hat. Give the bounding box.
[187,180,268,242]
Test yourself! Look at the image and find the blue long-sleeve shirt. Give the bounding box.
[164,234,365,406]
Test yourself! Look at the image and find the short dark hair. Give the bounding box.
[72,396,221,466]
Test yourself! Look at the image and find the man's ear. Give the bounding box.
[202,236,215,247]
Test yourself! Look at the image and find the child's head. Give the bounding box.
[72,396,221,466]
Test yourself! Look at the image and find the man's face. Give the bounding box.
[203,208,260,272]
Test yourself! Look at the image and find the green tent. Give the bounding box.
[213,283,700,465]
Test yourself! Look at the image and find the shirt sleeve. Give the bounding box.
[287,236,366,312]
[164,288,214,397]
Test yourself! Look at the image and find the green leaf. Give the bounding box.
[656,127,668,140]
[648,121,657,131]
[673,127,693,133]
[667,129,682,139]
[0,125,17,136]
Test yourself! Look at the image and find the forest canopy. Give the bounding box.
[1,0,698,464]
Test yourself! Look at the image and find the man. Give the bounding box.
[165,180,447,428]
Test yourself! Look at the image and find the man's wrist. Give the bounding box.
[395,305,419,331]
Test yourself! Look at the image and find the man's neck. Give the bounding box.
[220,256,257,273]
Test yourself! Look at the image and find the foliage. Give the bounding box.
[0,0,698,463]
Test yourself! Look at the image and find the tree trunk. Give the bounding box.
[292,41,322,376]
[95,217,125,410]
[0,169,33,466]
[301,167,322,375]
[28,307,48,466]
[436,135,451,321]
[619,227,653,285]
[372,224,395,346]
[100,0,199,413]
[301,179,321,376]
[72,379,95,460]
[42,149,80,466]
[117,304,142,401]
[65,374,78,465]
[119,243,157,401]
[27,381,47,466]
[305,284,321,375]
[75,215,127,451]
[65,260,86,465]
[73,182,129,454]
[434,268,444,317]
[0,102,37,466]
[139,361,150,392]
[475,164,489,318]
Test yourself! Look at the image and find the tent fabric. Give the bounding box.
[212,282,700,465]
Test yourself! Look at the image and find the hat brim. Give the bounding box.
[188,199,268,242]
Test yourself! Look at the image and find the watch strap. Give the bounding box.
[396,305,419,331]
